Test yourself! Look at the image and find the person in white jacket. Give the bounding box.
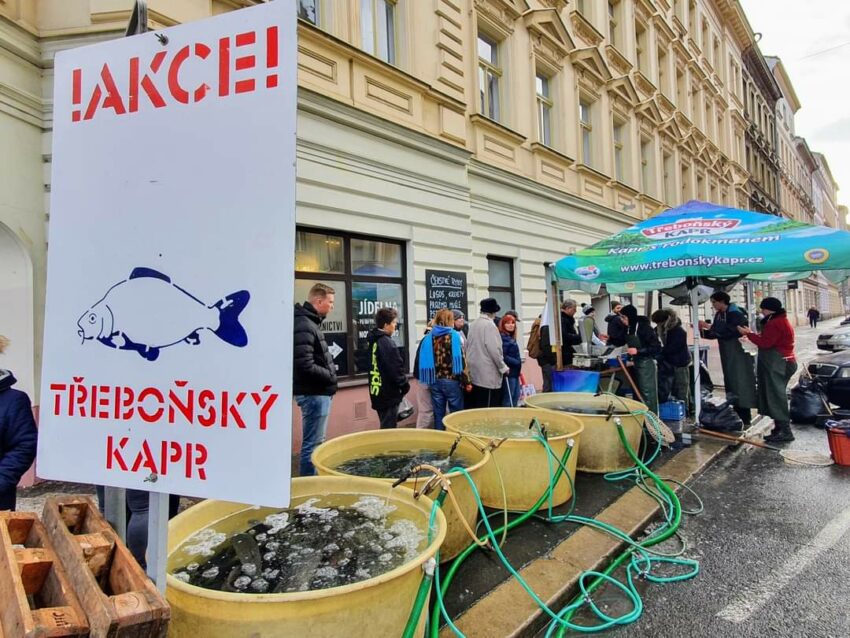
[466,297,510,408]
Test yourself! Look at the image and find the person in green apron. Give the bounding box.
[621,305,662,415]
[737,297,797,442]
[698,291,757,425]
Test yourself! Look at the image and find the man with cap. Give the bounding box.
[699,291,757,425]
[466,297,509,408]
[537,300,584,391]
[738,297,797,442]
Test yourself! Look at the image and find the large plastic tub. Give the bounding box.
[166,476,447,638]
[525,393,646,473]
[442,408,583,510]
[313,429,490,561]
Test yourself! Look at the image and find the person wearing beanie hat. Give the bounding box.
[451,309,468,343]
[621,305,662,414]
[0,336,38,511]
[466,298,509,407]
[698,291,757,425]
[738,297,797,442]
[581,305,606,346]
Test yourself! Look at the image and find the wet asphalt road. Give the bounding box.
[553,318,850,638]
[573,425,850,638]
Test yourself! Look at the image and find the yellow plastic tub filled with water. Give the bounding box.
[312,429,490,562]
[166,476,447,638]
[442,408,583,510]
[525,392,646,473]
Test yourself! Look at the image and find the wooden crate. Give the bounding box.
[0,511,89,637]
[42,496,170,638]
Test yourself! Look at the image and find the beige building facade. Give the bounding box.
[0,1,840,448]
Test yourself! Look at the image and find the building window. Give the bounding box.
[716,112,724,149]
[576,0,587,16]
[635,21,649,75]
[298,0,319,24]
[658,48,668,95]
[713,37,720,71]
[613,117,627,182]
[697,173,706,200]
[701,19,709,54]
[536,74,553,146]
[361,0,396,64]
[608,1,621,48]
[478,34,501,121]
[688,0,697,36]
[663,151,674,203]
[487,256,515,312]
[704,100,712,137]
[681,163,691,202]
[580,99,594,167]
[295,229,407,379]
[676,68,687,115]
[640,137,653,195]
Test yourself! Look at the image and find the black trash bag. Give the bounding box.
[699,399,744,432]
[789,377,826,425]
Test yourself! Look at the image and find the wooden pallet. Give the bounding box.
[42,496,170,638]
[0,511,89,637]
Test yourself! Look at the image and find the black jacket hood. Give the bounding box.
[294,301,323,324]
[0,369,15,392]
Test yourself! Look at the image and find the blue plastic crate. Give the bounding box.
[659,400,686,421]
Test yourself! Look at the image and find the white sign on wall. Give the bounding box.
[38,2,296,507]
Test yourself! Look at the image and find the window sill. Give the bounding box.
[470,113,527,144]
[530,142,575,165]
[575,162,610,181]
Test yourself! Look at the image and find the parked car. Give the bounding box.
[841,316,850,326]
[816,326,850,351]
[807,350,850,409]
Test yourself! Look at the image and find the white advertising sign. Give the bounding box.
[39,2,296,507]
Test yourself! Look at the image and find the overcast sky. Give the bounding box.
[739,0,850,216]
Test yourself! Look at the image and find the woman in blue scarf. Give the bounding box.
[417,308,470,430]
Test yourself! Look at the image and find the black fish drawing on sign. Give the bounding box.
[76,267,250,361]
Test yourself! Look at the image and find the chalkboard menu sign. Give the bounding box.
[425,270,468,319]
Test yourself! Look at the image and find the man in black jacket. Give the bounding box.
[293,284,338,475]
[0,365,38,511]
[368,308,410,429]
[538,299,583,391]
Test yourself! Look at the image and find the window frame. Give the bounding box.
[294,227,409,381]
[612,116,627,183]
[360,0,397,65]
[536,73,553,147]
[297,0,320,25]
[477,32,502,121]
[608,1,621,49]
[579,98,595,167]
[487,256,516,312]
[640,136,653,196]
[663,151,674,203]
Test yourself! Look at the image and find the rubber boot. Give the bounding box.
[765,421,794,443]
[734,406,752,427]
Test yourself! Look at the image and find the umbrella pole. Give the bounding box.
[691,286,701,421]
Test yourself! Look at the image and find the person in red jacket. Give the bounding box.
[737,297,796,442]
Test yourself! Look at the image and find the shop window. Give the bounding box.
[361,0,396,64]
[295,229,407,380]
[487,256,515,313]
